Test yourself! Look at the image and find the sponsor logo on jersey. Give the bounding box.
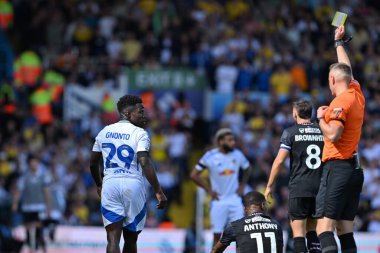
[245,216,271,223]
[298,128,322,134]
[305,128,321,133]
[219,169,235,176]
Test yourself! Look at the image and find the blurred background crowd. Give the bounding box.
[1,0,380,250]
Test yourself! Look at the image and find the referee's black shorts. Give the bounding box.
[288,197,316,220]
[315,159,364,221]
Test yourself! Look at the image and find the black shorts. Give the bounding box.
[22,212,41,223]
[315,159,364,221]
[288,197,316,220]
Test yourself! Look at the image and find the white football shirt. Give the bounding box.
[196,148,250,199]
[92,120,150,181]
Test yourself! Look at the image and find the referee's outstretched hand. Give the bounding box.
[156,190,168,209]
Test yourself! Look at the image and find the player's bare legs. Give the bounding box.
[106,220,123,253]
[306,219,321,253]
[122,229,140,253]
[290,219,307,253]
[25,221,45,253]
[336,220,357,253]
[291,219,306,237]
[316,217,337,253]
[316,217,335,234]
[213,233,222,247]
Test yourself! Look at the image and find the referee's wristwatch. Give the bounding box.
[317,117,324,123]
[334,39,345,48]
[335,36,353,48]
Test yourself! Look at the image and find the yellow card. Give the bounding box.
[331,11,348,27]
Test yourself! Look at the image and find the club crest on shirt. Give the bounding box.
[333,107,343,118]
[299,128,305,133]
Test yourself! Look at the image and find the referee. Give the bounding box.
[315,26,365,253]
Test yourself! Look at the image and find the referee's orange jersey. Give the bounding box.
[322,80,365,162]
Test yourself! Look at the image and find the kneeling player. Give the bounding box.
[212,191,283,253]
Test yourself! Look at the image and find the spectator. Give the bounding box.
[215,58,239,93]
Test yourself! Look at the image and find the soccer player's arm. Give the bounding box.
[265,130,290,200]
[136,130,167,209]
[237,152,251,196]
[90,135,103,188]
[319,99,346,143]
[211,223,235,253]
[190,153,215,198]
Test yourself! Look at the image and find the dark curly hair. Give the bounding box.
[117,95,143,114]
[243,191,266,207]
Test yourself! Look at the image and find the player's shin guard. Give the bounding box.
[293,237,308,253]
[338,232,357,253]
[318,231,338,253]
[307,231,321,253]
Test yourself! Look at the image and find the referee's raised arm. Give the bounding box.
[334,26,354,80]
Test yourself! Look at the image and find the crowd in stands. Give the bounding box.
[1,1,380,247]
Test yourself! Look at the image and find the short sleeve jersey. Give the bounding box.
[279,123,324,197]
[92,120,150,181]
[195,148,250,199]
[220,213,283,253]
[322,80,365,162]
[18,167,52,212]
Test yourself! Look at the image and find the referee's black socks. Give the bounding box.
[318,231,338,253]
[338,232,357,253]
[306,231,321,253]
[293,237,308,253]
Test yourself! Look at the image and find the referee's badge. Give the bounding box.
[333,107,343,118]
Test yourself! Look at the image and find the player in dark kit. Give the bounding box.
[265,100,323,253]
[211,191,283,253]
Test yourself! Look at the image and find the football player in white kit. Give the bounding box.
[190,128,252,247]
[90,95,167,253]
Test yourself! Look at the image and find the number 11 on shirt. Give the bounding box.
[250,232,276,253]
